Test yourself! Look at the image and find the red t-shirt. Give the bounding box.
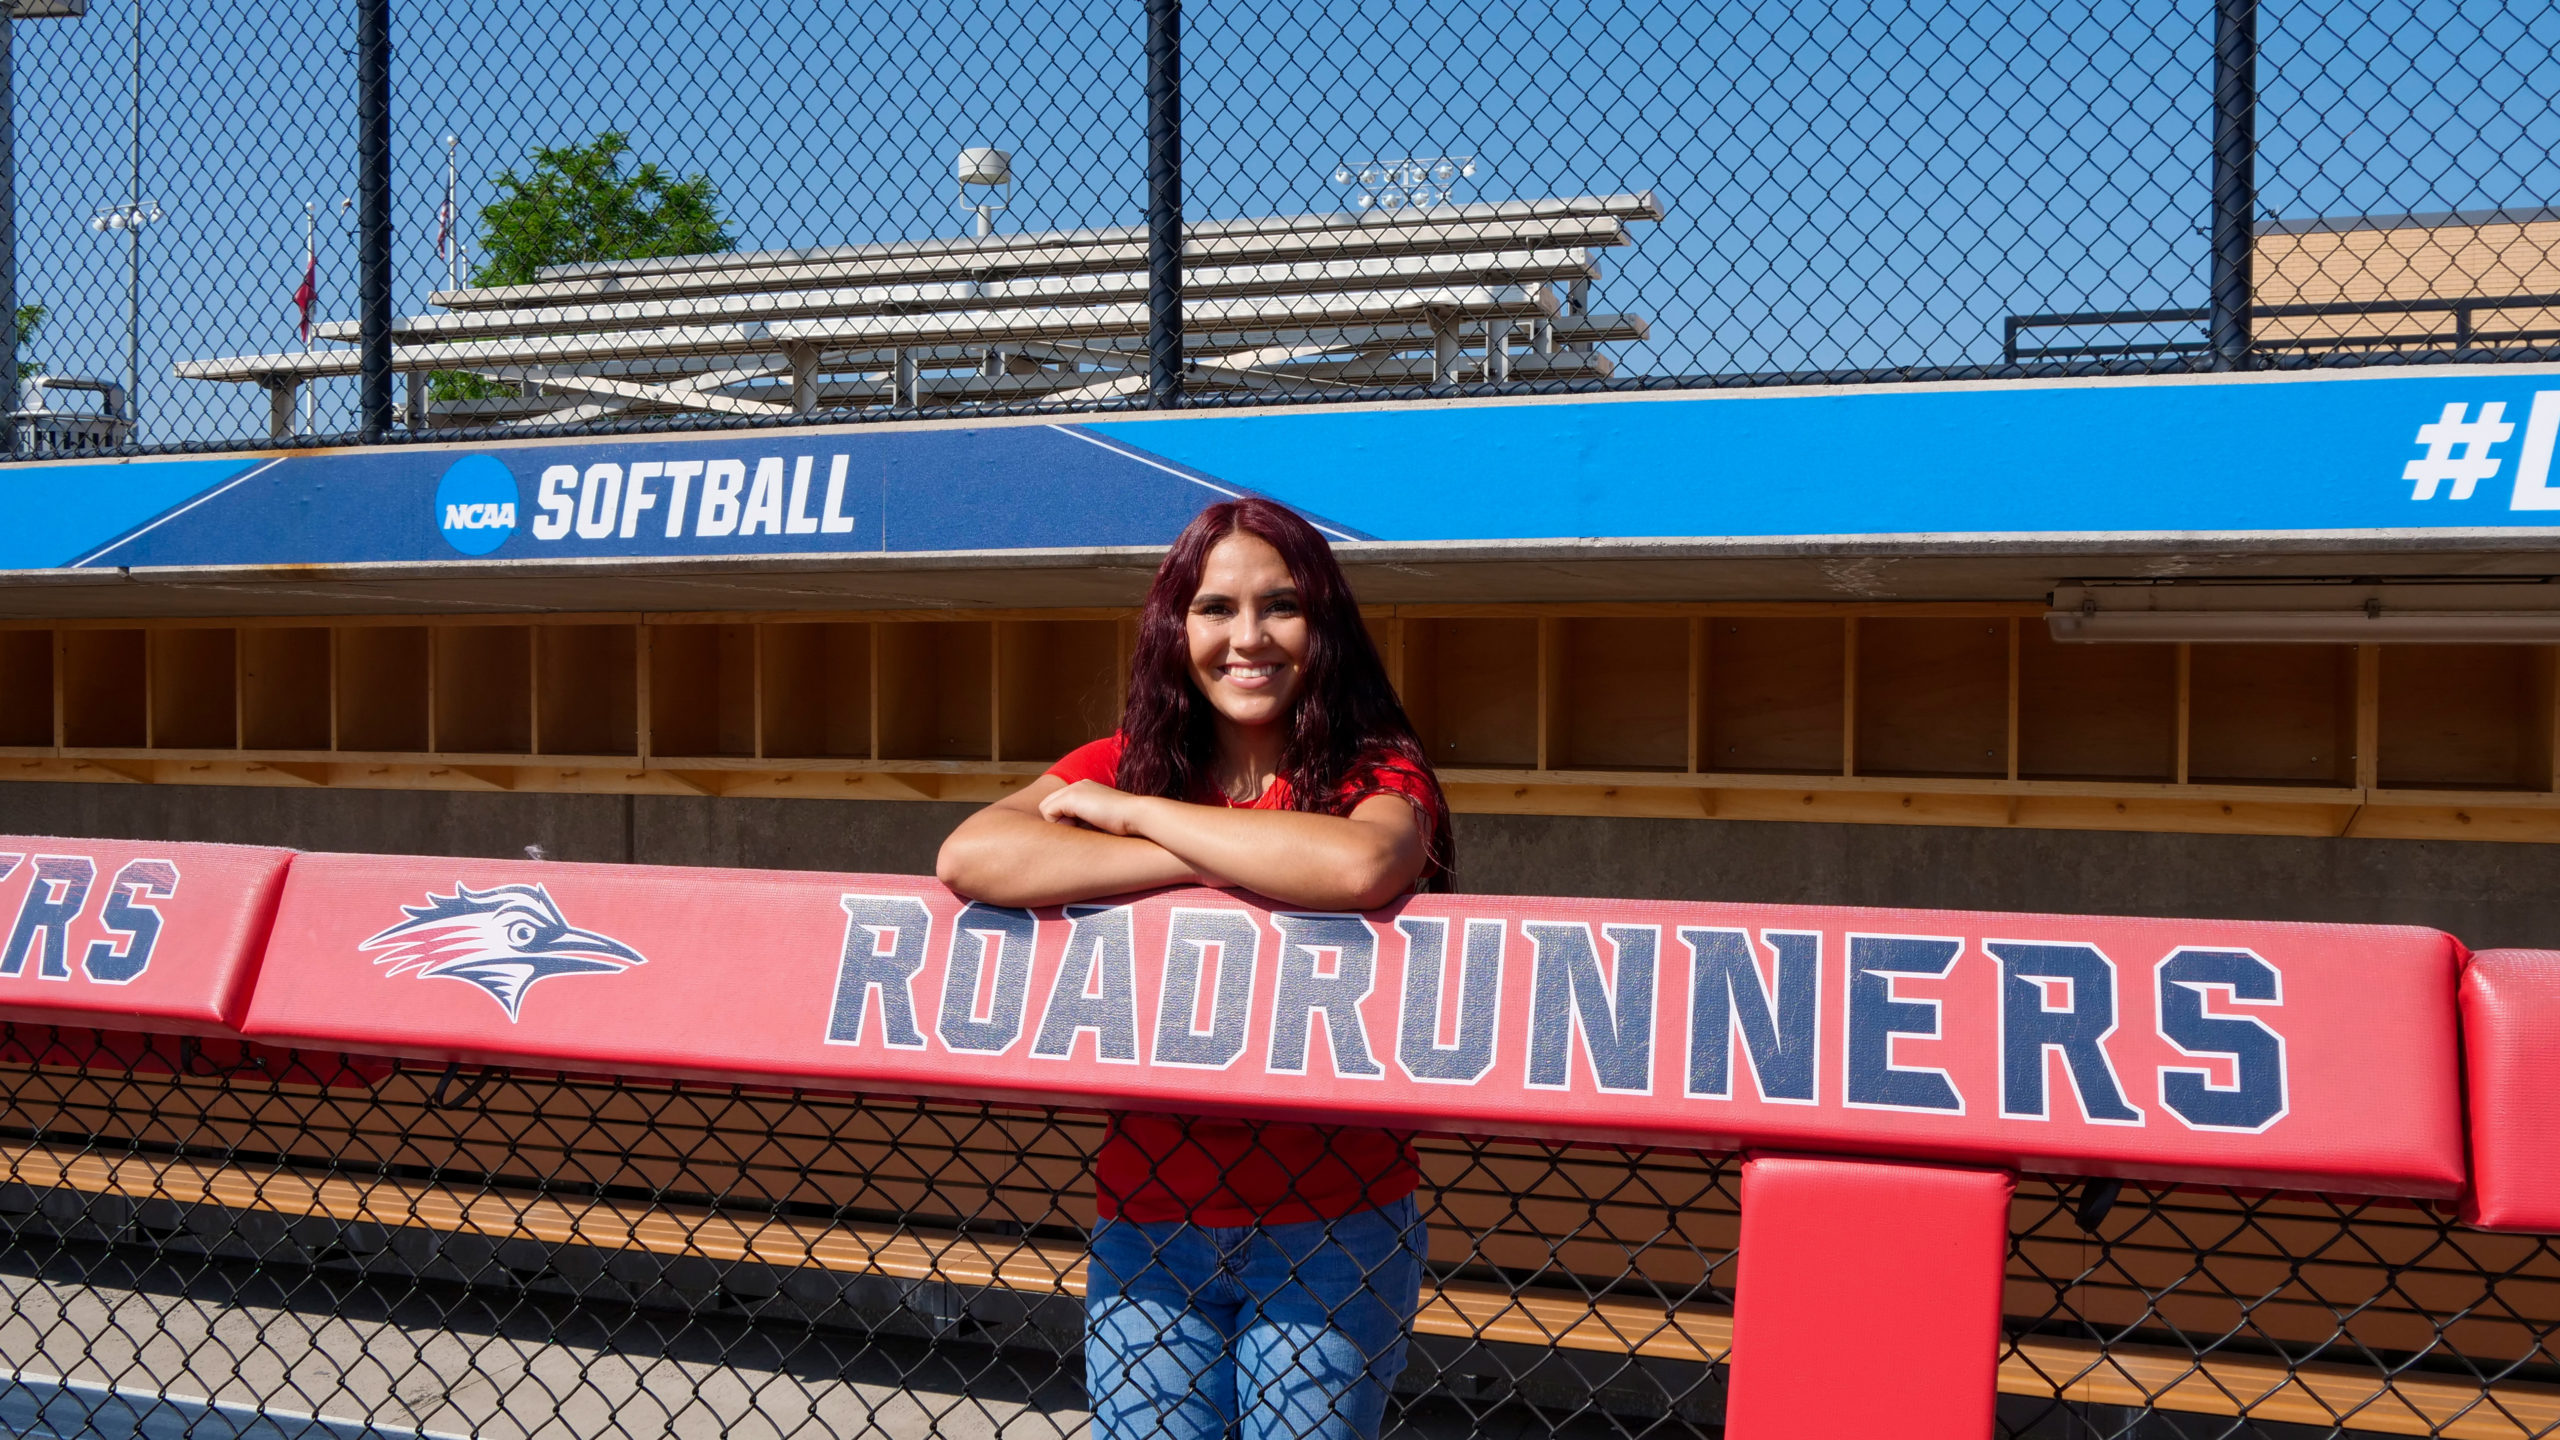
[1046,733,1437,1226]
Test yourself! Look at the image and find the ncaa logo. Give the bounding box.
[435,455,518,556]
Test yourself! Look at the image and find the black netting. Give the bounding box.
[0,1026,2551,1438]
[6,0,2559,456]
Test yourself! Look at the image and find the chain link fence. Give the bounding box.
[5,0,2559,455]
[1,1026,2552,1438]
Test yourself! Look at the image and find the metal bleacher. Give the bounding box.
[176,194,1662,435]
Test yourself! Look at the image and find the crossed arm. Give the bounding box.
[934,776,1428,912]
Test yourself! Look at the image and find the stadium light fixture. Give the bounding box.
[87,200,158,231]
[1334,155,1477,214]
[87,197,160,424]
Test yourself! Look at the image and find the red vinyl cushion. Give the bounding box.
[2458,950,2560,1233]
[242,851,2467,1196]
[0,836,291,1035]
[1727,1155,2014,1440]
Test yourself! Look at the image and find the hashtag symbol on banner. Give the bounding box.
[2405,402,2515,500]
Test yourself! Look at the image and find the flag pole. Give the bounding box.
[443,133,458,293]
[302,199,316,435]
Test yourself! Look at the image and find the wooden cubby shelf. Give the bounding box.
[3,606,2556,843]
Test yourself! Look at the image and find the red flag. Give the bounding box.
[293,252,316,342]
[436,198,451,263]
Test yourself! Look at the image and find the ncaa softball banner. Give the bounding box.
[12,368,2560,573]
[230,850,2467,1198]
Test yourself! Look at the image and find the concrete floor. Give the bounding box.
[0,1230,1672,1440]
[2,1373,465,1439]
[0,1240,1089,1440]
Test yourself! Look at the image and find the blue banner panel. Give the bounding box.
[5,369,2559,573]
[19,425,1321,571]
[1092,371,2560,541]
[0,459,257,570]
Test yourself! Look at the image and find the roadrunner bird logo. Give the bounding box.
[361,883,645,1021]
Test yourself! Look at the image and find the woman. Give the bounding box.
[936,497,1453,1440]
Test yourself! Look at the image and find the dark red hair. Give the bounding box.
[1117,498,1455,892]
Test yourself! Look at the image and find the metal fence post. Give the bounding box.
[2208,0,2256,371]
[1145,0,1181,408]
[356,0,392,440]
[1,11,16,460]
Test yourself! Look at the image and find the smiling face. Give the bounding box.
[1185,531,1311,735]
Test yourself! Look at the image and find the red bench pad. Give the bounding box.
[0,836,292,1035]
[1727,1155,2013,1440]
[243,853,2465,1194]
[2459,950,2560,1233]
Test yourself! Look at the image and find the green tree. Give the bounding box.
[434,132,734,401]
[14,303,41,382]
[472,130,733,285]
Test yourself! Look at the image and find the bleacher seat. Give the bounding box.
[176,194,1663,435]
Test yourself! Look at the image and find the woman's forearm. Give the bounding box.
[939,777,1424,911]
[1123,797,1419,911]
[935,805,1197,907]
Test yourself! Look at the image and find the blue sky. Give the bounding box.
[10,0,2558,446]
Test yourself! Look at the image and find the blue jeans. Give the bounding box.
[1085,1194,1426,1440]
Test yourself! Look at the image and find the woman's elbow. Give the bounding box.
[1339,876,1406,912]
[934,832,991,896]
[1336,841,1424,911]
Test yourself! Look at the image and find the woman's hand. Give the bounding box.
[941,774,1426,910]
[936,776,1202,906]
[1036,782,1245,887]
[1037,779,1156,836]
[1091,789,1426,911]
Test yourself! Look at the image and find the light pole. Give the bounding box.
[2,0,89,458]
[89,201,156,427]
[84,0,151,437]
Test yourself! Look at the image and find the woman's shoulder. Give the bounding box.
[1337,744,1448,890]
[1338,743,1439,802]
[1045,733,1126,785]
